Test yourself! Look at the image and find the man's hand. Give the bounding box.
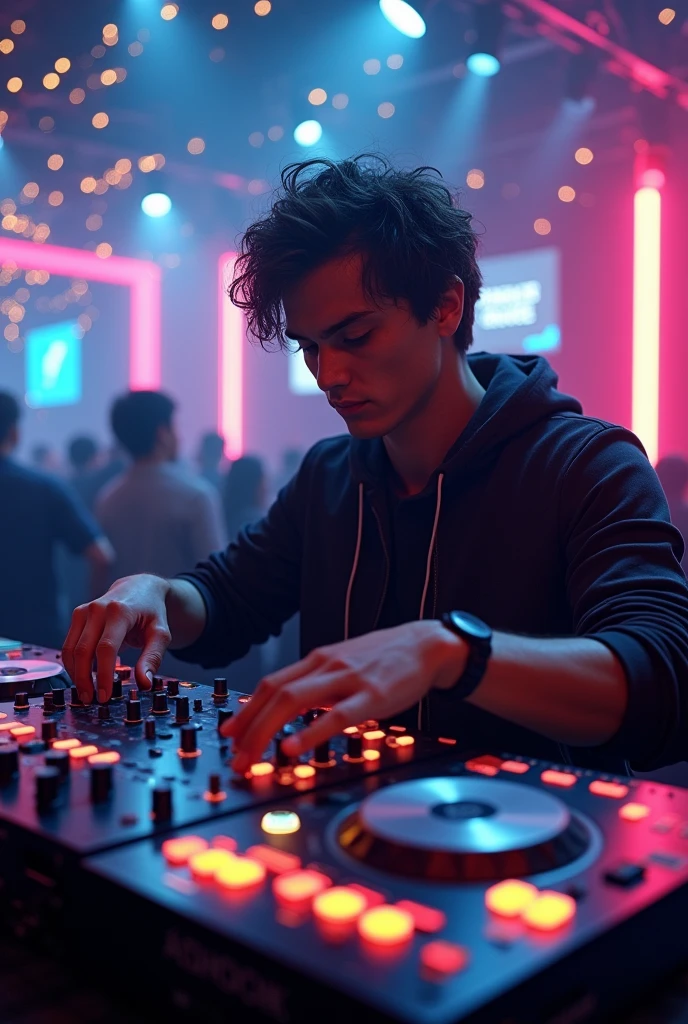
[222,620,467,774]
[62,574,172,704]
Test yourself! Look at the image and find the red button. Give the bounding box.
[465,755,502,776]
[396,899,447,934]
[541,769,577,788]
[589,780,628,799]
[500,760,529,774]
[246,845,301,875]
[348,883,385,907]
[421,940,469,976]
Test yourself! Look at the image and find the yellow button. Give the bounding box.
[485,879,538,918]
[358,905,414,946]
[162,835,209,866]
[214,854,266,891]
[313,886,367,925]
[619,802,650,821]
[523,891,576,931]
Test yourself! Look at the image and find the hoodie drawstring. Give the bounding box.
[343,482,364,641]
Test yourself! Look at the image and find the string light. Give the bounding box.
[47,154,64,170]
[22,183,39,199]
[377,101,395,118]
[558,185,576,202]
[7,77,22,93]
[102,24,118,40]
[43,73,60,90]
[95,242,112,259]
[138,155,156,172]
[575,147,593,164]
[48,191,63,206]
[534,218,552,235]
[115,158,131,173]
[212,14,229,29]
[0,40,14,55]
[80,177,97,193]
[187,137,205,154]
[160,4,179,20]
[55,58,70,73]
[69,88,85,104]
[101,69,117,86]
[254,1,272,14]
[92,112,109,128]
[308,88,327,105]
[467,169,485,189]
[10,21,26,35]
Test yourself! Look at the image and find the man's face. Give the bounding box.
[282,253,463,440]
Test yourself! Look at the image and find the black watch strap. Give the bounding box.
[440,611,492,700]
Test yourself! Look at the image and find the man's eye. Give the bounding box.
[343,332,371,346]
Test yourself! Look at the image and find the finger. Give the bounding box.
[71,605,107,703]
[281,693,372,758]
[135,622,172,690]
[231,673,356,774]
[62,605,88,684]
[94,608,132,703]
[221,650,323,740]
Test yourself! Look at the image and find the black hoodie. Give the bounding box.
[176,353,688,772]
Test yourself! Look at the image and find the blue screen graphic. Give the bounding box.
[25,320,82,408]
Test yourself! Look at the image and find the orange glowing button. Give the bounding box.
[358,904,415,946]
[389,725,407,733]
[343,726,359,735]
[363,729,385,742]
[188,848,234,881]
[438,737,457,745]
[348,883,385,907]
[53,738,81,750]
[589,780,629,799]
[465,757,500,776]
[541,769,577,788]
[363,749,381,762]
[619,802,651,822]
[293,764,316,779]
[485,879,539,918]
[211,835,238,852]
[238,696,251,703]
[246,844,301,875]
[0,720,15,731]
[396,899,447,934]
[523,890,576,931]
[215,854,266,891]
[249,761,275,777]
[500,760,530,774]
[10,725,36,739]
[313,886,367,925]
[273,869,331,905]
[162,835,209,867]
[395,735,415,747]
[0,712,7,720]
[421,940,469,976]
[69,744,98,760]
[88,751,121,765]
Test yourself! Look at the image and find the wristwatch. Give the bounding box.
[439,610,492,699]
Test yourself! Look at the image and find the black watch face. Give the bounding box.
[449,611,492,642]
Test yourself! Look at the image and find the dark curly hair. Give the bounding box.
[229,154,482,354]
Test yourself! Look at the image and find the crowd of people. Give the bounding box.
[0,388,302,689]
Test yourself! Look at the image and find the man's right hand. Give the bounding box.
[62,574,173,704]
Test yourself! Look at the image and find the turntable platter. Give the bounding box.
[0,659,68,700]
[338,776,591,881]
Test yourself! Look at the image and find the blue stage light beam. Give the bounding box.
[141,192,172,217]
[379,0,426,39]
[467,52,500,77]
[293,120,323,147]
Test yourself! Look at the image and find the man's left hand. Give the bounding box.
[222,620,467,774]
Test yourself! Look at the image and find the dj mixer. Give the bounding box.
[3,640,688,1024]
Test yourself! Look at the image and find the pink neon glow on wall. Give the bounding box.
[0,238,162,390]
[218,252,245,458]
[632,187,661,466]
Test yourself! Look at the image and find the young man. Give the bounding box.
[63,155,688,774]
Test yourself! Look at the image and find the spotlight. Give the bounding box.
[379,0,426,39]
[141,192,172,217]
[293,120,322,147]
[467,2,503,77]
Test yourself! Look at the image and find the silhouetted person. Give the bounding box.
[196,431,225,492]
[0,392,113,647]
[30,442,61,475]
[656,456,688,571]
[67,435,101,513]
[222,455,266,541]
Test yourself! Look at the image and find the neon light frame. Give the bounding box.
[632,187,661,466]
[0,237,162,389]
[218,252,245,458]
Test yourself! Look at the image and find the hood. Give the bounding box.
[349,353,582,492]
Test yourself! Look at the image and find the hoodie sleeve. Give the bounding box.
[560,424,688,770]
[170,446,318,669]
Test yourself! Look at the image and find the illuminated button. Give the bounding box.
[188,848,234,881]
[465,754,502,776]
[313,886,367,925]
[363,749,380,762]
[420,940,469,976]
[69,744,98,760]
[388,725,406,733]
[619,802,651,822]
[343,726,359,735]
[211,835,238,852]
[485,879,539,918]
[238,696,251,703]
[395,735,415,747]
[273,869,331,906]
[0,712,7,720]
[162,835,209,866]
[348,883,385,907]
[0,721,18,732]
[261,809,301,835]
[589,780,628,799]
[215,854,266,891]
[437,737,456,745]
[9,725,36,739]
[395,899,446,934]
[358,905,414,946]
[523,890,576,931]
[363,729,385,742]
[293,763,316,779]
[249,761,275,777]
[53,738,80,750]
[541,769,577,788]
[88,751,121,765]
[246,844,301,875]
[500,760,529,774]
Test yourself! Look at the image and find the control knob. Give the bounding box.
[13,691,29,711]
[152,785,173,823]
[152,691,169,715]
[45,749,70,777]
[42,720,58,743]
[167,678,180,697]
[42,692,54,714]
[0,744,19,785]
[90,763,113,804]
[125,696,142,724]
[213,678,228,702]
[175,696,190,724]
[35,766,61,810]
[180,725,198,756]
[52,688,66,709]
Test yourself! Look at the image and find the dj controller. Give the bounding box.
[2,640,688,1023]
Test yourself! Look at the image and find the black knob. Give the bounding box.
[70,687,83,707]
[152,675,165,692]
[213,678,228,699]
[145,719,156,740]
[98,704,110,721]
[152,691,169,715]
[152,785,173,823]
[125,697,142,723]
[313,740,331,765]
[217,708,233,731]
[208,772,222,795]
[90,763,113,804]
[116,665,131,682]
[175,696,190,724]
[0,744,19,785]
[167,678,179,697]
[346,733,363,760]
[52,688,66,708]
[35,766,60,809]
[14,691,29,711]
[45,749,70,777]
[193,698,203,713]
[43,692,54,714]
[42,720,58,743]
[180,725,198,755]
[110,676,123,701]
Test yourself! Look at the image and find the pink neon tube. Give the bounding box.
[218,252,245,458]
[632,187,661,466]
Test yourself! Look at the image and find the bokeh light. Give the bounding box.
[128,42,144,57]
[86,214,103,231]
[10,20,26,35]
[0,40,15,55]
[293,119,322,146]
[160,4,179,20]
[39,116,54,131]
[48,191,63,206]
[7,77,22,93]
[209,47,225,62]
[101,69,117,86]
[80,177,97,193]
[115,158,132,173]
[69,88,85,104]
[387,54,404,69]
[187,137,205,154]
[574,147,594,165]
[363,59,381,75]
[332,93,349,109]
[658,8,676,24]
[467,53,500,77]
[267,125,284,141]
[141,192,172,218]
[558,185,576,202]
[534,218,552,235]
[212,14,229,29]
[102,24,118,40]
[248,131,264,147]
[502,182,520,198]
[92,44,106,58]
[254,1,272,14]
[308,88,327,106]
[138,155,156,172]
[379,0,426,39]
[95,243,112,259]
[22,182,39,199]
[467,169,485,189]
[92,112,109,129]
[47,154,64,170]
[55,57,70,73]
[43,73,60,90]
[377,101,395,118]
